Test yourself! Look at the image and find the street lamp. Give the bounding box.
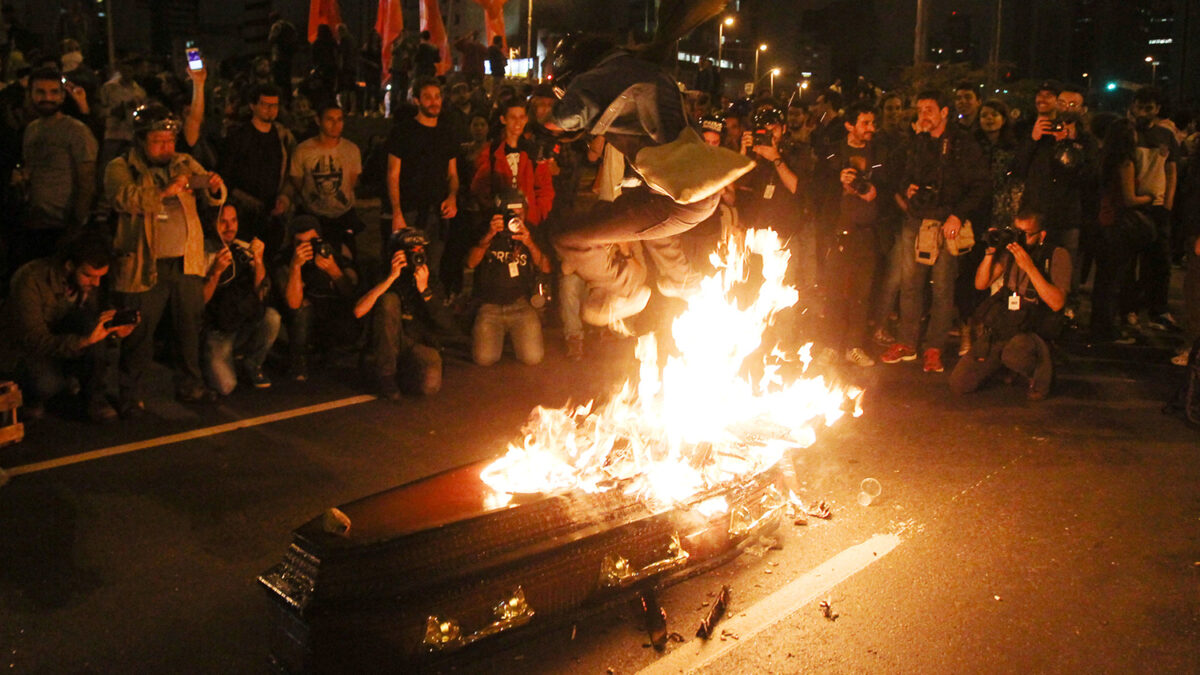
[1146,55,1158,82]
[717,17,734,70]
[754,43,767,88]
[770,67,780,96]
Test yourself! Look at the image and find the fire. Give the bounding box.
[480,229,863,510]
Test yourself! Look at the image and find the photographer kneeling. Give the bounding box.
[949,209,1069,400]
[466,189,552,366]
[354,230,452,401]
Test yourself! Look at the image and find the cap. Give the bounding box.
[699,113,726,135]
[1036,80,1062,96]
[288,214,321,237]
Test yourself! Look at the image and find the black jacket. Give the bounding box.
[899,124,990,224]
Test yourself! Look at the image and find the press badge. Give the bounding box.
[763,183,775,200]
[1008,293,1020,311]
[508,261,520,277]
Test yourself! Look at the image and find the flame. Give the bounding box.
[480,229,862,511]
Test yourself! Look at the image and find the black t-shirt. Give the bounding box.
[223,123,284,206]
[385,113,456,213]
[835,140,879,230]
[474,234,534,306]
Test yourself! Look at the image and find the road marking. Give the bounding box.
[638,533,902,675]
[2,394,376,478]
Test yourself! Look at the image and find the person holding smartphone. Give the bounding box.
[104,102,227,415]
[0,233,138,423]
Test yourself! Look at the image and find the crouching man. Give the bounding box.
[354,230,452,401]
[201,203,280,394]
[950,210,1069,400]
[0,233,138,421]
[466,189,552,366]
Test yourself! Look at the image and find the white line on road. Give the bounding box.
[2,394,377,478]
[638,533,903,675]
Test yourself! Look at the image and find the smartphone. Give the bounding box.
[185,41,203,72]
[187,174,210,189]
[105,309,141,329]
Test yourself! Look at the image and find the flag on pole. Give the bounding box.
[376,0,404,82]
[309,0,343,43]
[470,0,508,51]
[419,0,452,76]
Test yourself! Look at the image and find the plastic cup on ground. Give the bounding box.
[857,478,881,506]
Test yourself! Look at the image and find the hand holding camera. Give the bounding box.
[387,249,408,280]
[1032,118,1066,141]
[291,240,315,268]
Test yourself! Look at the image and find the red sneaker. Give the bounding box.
[880,343,917,364]
[923,348,944,373]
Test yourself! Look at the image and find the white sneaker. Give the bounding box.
[1171,349,1190,366]
[845,347,876,367]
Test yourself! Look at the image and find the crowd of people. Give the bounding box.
[0,20,1197,426]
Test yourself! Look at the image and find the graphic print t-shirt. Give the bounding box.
[290,137,362,218]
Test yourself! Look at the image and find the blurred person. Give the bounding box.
[385,77,459,275]
[273,215,359,381]
[414,30,439,81]
[465,189,552,366]
[953,81,981,132]
[310,24,339,105]
[455,31,487,85]
[0,233,134,422]
[104,103,227,414]
[1125,86,1180,332]
[285,102,363,256]
[737,106,808,288]
[268,12,298,97]
[9,67,97,270]
[201,203,278,394]
[97,55,146,177]
[220,82,296,250]
[336,24,359,113]
[694,58,719,102]
[487,36,506,87]
[867,90,911,346]
[1090,118,1154,343]
[951,209,1068,400]
[443,80,475,146]
[879,90,989,374]
[354,229,452,400]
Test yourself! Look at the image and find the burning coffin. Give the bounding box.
[258,459,786,671]
[259,229,861,671]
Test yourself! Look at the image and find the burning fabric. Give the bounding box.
[480,228,862,511]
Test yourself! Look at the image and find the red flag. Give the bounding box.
[470,0,508,52]
[376,0,404,82]
[309,0,343,43]
[419,0,452,76]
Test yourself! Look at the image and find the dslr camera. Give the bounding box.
[845,163,875,196]
[493,189,528,239]
[752,107,783,147]
[308,237,334,259]
[1046,120,1065,133]
[908,183,939,211]
[983,226,1021,249]
[229,240,254,267]
[388,229,430,268]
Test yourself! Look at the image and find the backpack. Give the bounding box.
[1163,337,1200,429]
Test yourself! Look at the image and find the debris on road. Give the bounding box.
[807,500,832,519]
[696,585,731,639]
[819,598,837,621]
[638,590,669,651]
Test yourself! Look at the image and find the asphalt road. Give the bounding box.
[1,307,1197,673]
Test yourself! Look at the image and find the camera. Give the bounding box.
[387,229,430,268]
[229,240,254,266]
[983,226,1021,249]
[505,210,523,234]
[752,107,783,147]
[908,183,939,211]
[309,237,334,258]
[845,165,874,196]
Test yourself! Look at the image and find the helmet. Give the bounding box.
[549,33,614,90]
[132,102,180,138]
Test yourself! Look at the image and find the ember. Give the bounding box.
[481,229,863,510]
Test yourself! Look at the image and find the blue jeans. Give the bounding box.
[202,308,281,395]
[898,221,959,351]
[872,230,907,329]
[472,299,544,366]
[558,272,586,341]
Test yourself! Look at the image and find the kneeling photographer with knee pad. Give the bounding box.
[950,209,1070,400]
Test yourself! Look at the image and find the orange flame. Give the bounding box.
[480,229,863,511]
